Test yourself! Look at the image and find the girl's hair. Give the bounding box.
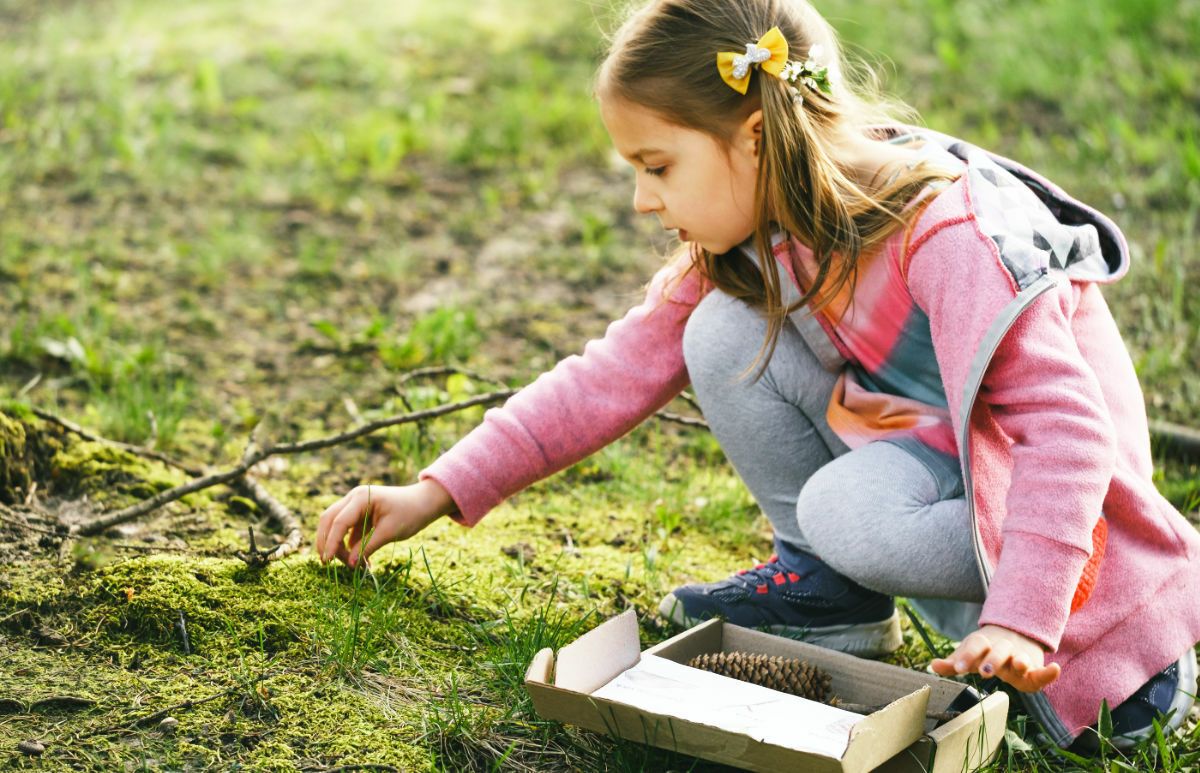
[597,0,957,378]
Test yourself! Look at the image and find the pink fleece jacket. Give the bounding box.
[421,132,1200,739]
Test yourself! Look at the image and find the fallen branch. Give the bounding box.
[0,503,63,537]
[395,364,510,390]
[71,390,516,537]
[654,410,708,429]
[32,408,203,476]
[1151,420,1200,465]
[393,366,709,430]
[232,476,303,565]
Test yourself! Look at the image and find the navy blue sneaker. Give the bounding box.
[656,538,902,658]
[1062,648,1198,755]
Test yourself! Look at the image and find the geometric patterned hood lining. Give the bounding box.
[905,127,1128,290]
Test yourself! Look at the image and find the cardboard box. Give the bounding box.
[525,610,1009,772]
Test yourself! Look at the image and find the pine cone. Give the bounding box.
[687,651,834,703]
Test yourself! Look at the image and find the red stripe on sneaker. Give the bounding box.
[787,573,801,582]
[756,584,769,595]
[773,573,786,586]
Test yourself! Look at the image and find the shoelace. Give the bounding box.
[731,554,804,592]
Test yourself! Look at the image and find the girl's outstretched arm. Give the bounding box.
[417,254,705,526]
[312,252,706,565]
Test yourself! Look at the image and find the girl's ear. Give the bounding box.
[739,109,764,160]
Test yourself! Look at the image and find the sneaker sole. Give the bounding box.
[657,593,903,659]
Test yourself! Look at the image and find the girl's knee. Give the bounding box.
[795,460,850,546]
[682,291,765,386]
[686,288,758,357]
[794,450,911,555]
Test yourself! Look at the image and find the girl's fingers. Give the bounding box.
[929,658,957,676]
[979,640,1013,678]
[318,499,356,562]
[353,519,399,567]
[949,633,992,674]
[315,492,352,559]
[1017,663,1061,692]
[322,492,371,564]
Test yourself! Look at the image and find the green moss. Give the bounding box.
[0,411,32,504]
[0,558,67,608]
[50,441,185,506]
[0,409,68,505]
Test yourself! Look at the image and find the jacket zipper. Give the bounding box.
[953,270,1074,745]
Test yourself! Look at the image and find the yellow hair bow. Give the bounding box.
[716,26,789,95]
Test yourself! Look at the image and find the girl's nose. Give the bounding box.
[633,183,661,215]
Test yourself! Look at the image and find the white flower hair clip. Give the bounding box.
[779,45,832,105]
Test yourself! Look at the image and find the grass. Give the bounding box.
[0,0,1197,769]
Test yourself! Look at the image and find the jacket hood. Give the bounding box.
[890,126,1130,289]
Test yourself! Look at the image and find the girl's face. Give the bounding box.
[600,98,761,256]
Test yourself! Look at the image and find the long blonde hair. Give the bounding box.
[597,0,957,378]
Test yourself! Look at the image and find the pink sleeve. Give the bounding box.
[908,220,1116,652]
[419,256,707,526]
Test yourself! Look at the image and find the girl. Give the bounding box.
[315,0,1200,754]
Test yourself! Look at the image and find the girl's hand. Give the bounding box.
[930,624,1061,692]
[314,480,453,567]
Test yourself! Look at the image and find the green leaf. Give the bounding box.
[312,320,341,344]
[1098,698,1113,741]
[1050,746,1095,765]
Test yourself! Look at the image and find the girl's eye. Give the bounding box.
[645,166,666,177]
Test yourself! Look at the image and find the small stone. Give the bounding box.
[17,740,45,756]
[501,542,535,563]
[158,716,179,734]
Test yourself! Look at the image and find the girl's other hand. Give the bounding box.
[314,480,453,567]
[930,624,1061,692]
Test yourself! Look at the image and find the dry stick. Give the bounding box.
[72,390,516,537]
[395,365,709,429]
[32,408,204,476]
[395,391,435,452]
[33,409,299,560]
[655,410,708,429]
[395,364,509,389]
[1151,419,1200,465]
[0,503,62,536]
[232,475,302,564]
[677,389,703,414]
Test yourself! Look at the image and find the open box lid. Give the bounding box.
[525,610,934,773]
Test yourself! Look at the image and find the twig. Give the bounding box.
[1151,420,1200,464]
[31,408,203,476]
[677,390,703,413]
[176,611,191,655]
[0,504,63,536]
[233,477,302,564]
[72,391,515,537]
[654,410,708,429]
[395,364,509,390]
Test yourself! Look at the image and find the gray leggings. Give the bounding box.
[682,290,986,605]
